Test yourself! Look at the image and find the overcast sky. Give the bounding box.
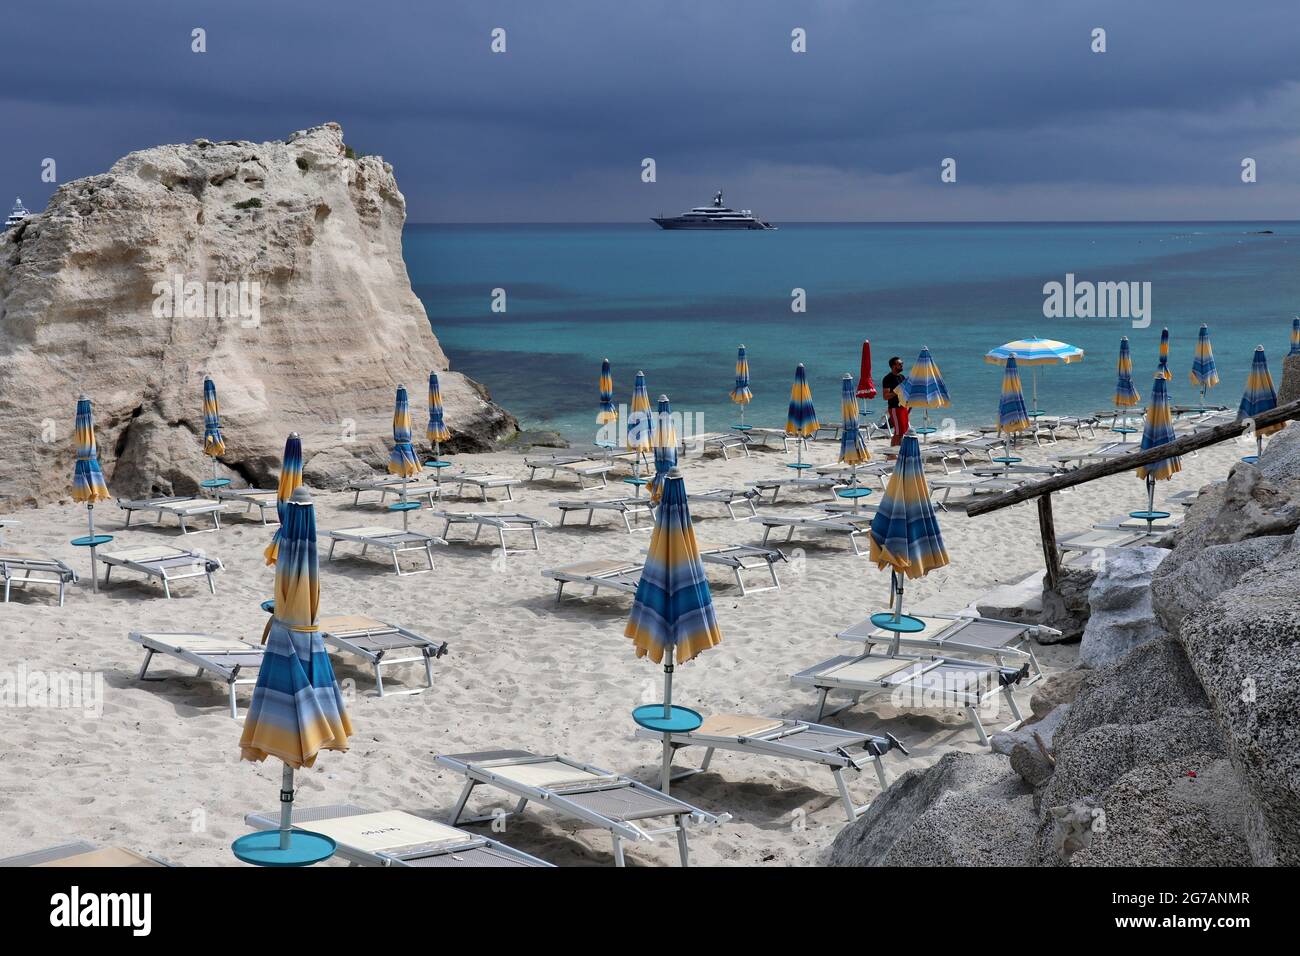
[4,1,1299,222]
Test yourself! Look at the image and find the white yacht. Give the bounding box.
[4,197,31,230]
[653,191,774,230]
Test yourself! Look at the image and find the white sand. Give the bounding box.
[0,429,1241,866]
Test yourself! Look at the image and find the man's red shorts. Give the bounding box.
[888,406,910,446]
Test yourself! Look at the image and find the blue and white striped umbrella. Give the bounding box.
[648,394,678,505]
[1290,317,1300,356]
[838,374,870,466]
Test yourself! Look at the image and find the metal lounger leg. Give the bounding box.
[374,663,385,698]
[966,705,990,746]
[611,834,626,867]
[228,679,239,719]
[832,768,861,823]
[207,569,216,594]
[676,815,690,867]
[161,572,173,600]
[447,779,477,825]
[137,648,156,680]
[328,540,338,561]
[872,755,887,791]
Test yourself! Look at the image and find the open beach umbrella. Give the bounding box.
[985,337,1083,414]
[597,358,617,426]
[1189,324,1220,408]
[1136,375,1182,526]
[648,395,678,505]
[235,485,352,866]
[838,373,870,472]
[72,395,111,591]
[1290,317,1300,356]
[729,345,752,426]
[868,434,949,652]
[202,377,225,482]
[1238,346,1285,460]
[426,372,451,462]
[997,354,1030,459]
[389,385,420,527]
[900,346,951,437]
[263,433,303,566]
[627,370,653,468]
[1157,328,1171,380]
[626,469,721,792]
[785,363,818,468]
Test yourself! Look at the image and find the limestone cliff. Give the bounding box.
[0,123,516,506]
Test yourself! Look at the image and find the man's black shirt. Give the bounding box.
[883,371,905,409]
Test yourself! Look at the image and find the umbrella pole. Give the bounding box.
[661,649,675,793]
[890,570,904,656]
[401,474,409,531]
[279,763,295,850]
[86,504,99,594]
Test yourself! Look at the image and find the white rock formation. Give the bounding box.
[0,122,516,505]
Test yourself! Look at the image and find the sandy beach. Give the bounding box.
[0,429,1245,866]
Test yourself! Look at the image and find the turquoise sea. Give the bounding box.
[406,223,1300,442]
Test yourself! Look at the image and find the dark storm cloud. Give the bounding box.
[3,1,1298,221]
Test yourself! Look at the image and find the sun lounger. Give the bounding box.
[212,487,281,523]
[751,511,875,554]
[99,545,223,597]
[346,476,442,508]
[687,432,752,460]
[317,614,448,696]
[129,630,264,718]
[117,496,225,534]
[749,475,840,504]
[0,841,170,867]
[791,653,1030,746]
[544,559,643,602]
[525,457,614,488]
[552,496,655,532]
[928,474,1022,510]
[244,804,551,867]
[1049,442,1137,468]
[687,487,761,520]
[638,714,906,822]
[968,462,1060,477]
[450,473,521,501]
[326,526,445,575]
[742,426,793,451]
[1,551,77,606]
[1056,527,1158,559]
[697,543,786,595]
[836,613,1051,682]
[437,749,730,866]
[430,510,549,556]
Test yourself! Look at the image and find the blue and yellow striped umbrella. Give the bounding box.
[1239,346,1284,438]
[869,434,949,580]
[427,372,450,456]
[628,370,653,456]
[389,385,420,478]
[730,345,753,407]
[1189,324,1219,396]
[997,354,1030,436]
[202,377,225,458]
[241,486,352,769]
[838,373,870,466]
[984,337,1084,366]
[597,358,617,425]
[1157,327,1171,380]
[785,363,818,437]
[263,433,303,566]
[1138,375,1181,483]
[1290,317,1299,356]
[648,395,678,505]
[1115,337,1140,407]
[626,472,721,665]
[900,346,951,410]
[72,395,110,508]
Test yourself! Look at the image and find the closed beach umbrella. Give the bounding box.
[648,394,678,505]
[1136,375,1182,522]
[202,377,225,482]
[236,485,352,865]
[389,385,420,529]
[1157,328,1171,380]
[838,373,870,471]
[855,340,877,401]
[427,372,451,460]
[1290,317,1300,356]
[597,358,617,425]
[1115,337,1140,408]
[628,370,653,464]
[985,337,1083,414]
[785,363,818,468]
[626,470,721,792]
[263,433,303,566]
[900,346,951,437]
[72,395,111,591]
[868,434,949,650]
[729,345,752,427]
[1189,324,1219,408]
[1238,346,1285,460]
[997,354,1030,444]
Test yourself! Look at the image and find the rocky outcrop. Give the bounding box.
[1079,546,1169,667]
[0,123,517,505]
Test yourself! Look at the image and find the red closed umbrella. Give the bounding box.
[856,340,877,400]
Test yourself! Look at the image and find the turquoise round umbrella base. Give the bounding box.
[786,462,814,471]
[1241,455,1259,464]
[632,704,702,733]
[1111,427,1138,434]
[200,478,232,489]
[912,426,938,435]
[260,599,275,614]
[232,829,336,867]
[71,534,113,547]
[424,460,453,470]
[622,477,648,486]
[870,611,927,633]
[991,456,1022,465]
[836,487,874,500]
[1130,510,1171,521]
[731,424,753,431]
[388,501,421,512]
[1027,410,1047,418]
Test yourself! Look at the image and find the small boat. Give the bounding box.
[4,197,31,230]
[653,191,774,230]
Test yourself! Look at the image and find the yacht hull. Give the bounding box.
[652,217,774,230]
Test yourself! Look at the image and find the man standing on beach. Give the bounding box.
[882,356,909,446]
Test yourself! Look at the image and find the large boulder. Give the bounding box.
[1279,352,1300,406]
[1056,637,1209,735]
[1079,546,1169,667]
[1029,668,1091,720]
[1151,534,1293,632]
[0,123,517,506]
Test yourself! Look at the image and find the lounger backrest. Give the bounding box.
[303,811,470,854]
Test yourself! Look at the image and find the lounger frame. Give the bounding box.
[129,631,263,718]
[100,549,222,598]
[552,497,656,532]
[319,618,448,697]
[117,496,224,535]
[1,554,77,606]
[213,488,280,524]
[432,511,549,557]
[327,528,444,575]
